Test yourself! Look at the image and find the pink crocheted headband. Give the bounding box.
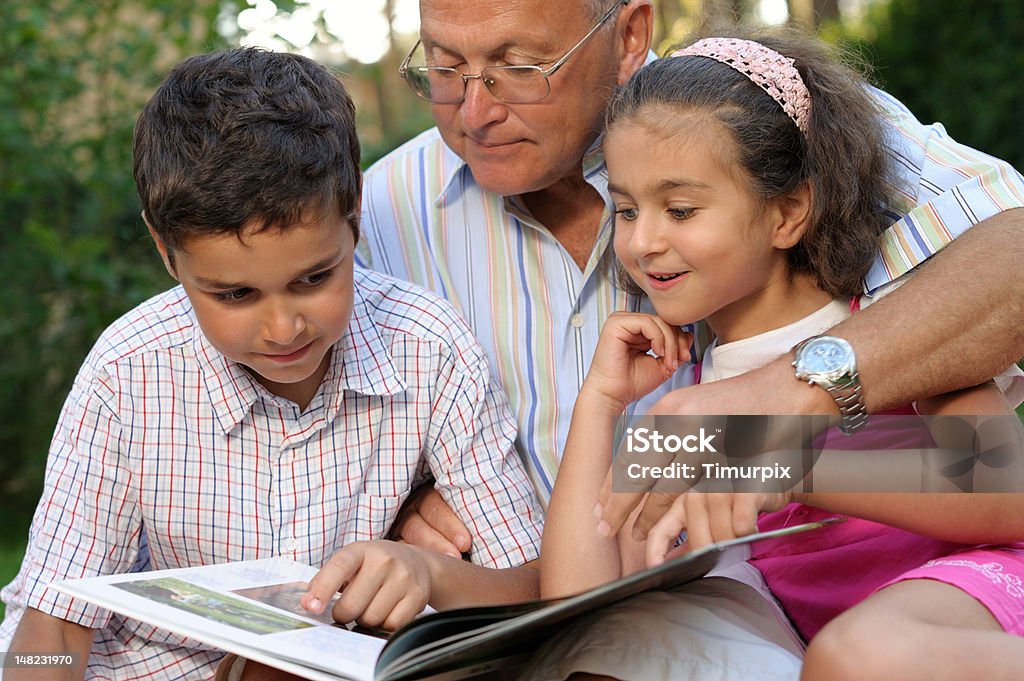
[671,38,811,134]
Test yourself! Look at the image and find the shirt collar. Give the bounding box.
[196,281,406,434]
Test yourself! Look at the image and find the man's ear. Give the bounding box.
[770,182,813,250]
[143,212,178,280]
[616,0,654,85]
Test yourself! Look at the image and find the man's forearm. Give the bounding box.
[832,208,1024,411]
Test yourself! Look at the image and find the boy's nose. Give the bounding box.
[263,300,306,346]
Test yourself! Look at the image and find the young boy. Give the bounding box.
[0,47,542,680]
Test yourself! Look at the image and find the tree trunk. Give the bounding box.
[789,0,840,29]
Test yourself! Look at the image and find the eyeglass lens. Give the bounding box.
[406,65,551,104]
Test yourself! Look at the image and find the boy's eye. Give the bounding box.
[214,288,252,303]
[614,207,638,221]
[668,207,695,220]
[298,270,332,286]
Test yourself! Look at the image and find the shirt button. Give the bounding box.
[570,314,585,328]
[285,538,299,552]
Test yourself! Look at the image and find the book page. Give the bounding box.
[54,557,387,681]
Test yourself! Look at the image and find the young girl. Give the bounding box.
[541,29,1024,680]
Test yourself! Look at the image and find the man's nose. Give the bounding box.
[459,75,507,131]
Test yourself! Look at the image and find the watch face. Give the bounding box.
[801,338,851,374]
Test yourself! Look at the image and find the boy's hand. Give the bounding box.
[303,541,432,631]
[585,313,691,412]
[644,491,791,567]
[388,484,471,559]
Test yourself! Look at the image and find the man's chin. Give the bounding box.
[467,163,553,198]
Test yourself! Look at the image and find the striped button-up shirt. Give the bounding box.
[357,87,1024,503]
[0,268,542,680]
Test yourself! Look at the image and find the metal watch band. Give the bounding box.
[826,374,869,435]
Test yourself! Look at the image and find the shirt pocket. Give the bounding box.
[341,492,409,543]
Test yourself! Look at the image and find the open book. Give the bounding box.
[54,518,839,681]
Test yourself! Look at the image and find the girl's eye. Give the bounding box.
[668,207,695,220]
[214,288,252,303]
[614,207,638,221]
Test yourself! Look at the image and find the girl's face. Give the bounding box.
[607,112,810,344]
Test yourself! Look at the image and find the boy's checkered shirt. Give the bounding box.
[0,267,542,680]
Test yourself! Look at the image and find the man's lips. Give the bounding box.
[468,137,523,150]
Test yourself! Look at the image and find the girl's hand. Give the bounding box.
[302,540,432,631]
[584,312,691,411]
[644,491,791,567]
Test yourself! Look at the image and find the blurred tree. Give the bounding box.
[0,0,225,531]
[862,0,1024,172]
[789,0,839,29]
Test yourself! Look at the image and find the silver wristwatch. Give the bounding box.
[792,335,868,435]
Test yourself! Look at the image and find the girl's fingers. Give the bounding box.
[645,496,690,567]
[707,493,739,543]
[681,493,713,550]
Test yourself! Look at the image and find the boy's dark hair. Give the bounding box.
[134,47,361,252]
[607,27,901,298]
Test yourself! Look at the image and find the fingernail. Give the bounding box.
[592,503,603,520]
[596,520,612,537]
[455,534,470,551]
[308,597,322,612]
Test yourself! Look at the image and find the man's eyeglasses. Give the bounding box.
[399,1,628,105]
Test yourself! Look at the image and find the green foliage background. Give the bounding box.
[858,0,1024,172]
[1,2,229,538]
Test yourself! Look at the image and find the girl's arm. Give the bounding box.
[796,381,1024,544]
[540,387,630,598]
[540,313,690,598]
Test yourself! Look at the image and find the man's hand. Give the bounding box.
[388,483,471,558]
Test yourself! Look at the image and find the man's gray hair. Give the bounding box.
[588,0,621,21]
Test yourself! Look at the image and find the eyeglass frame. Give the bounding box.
[399,0,629,105]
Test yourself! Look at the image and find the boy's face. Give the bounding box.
[152,211,356,409]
